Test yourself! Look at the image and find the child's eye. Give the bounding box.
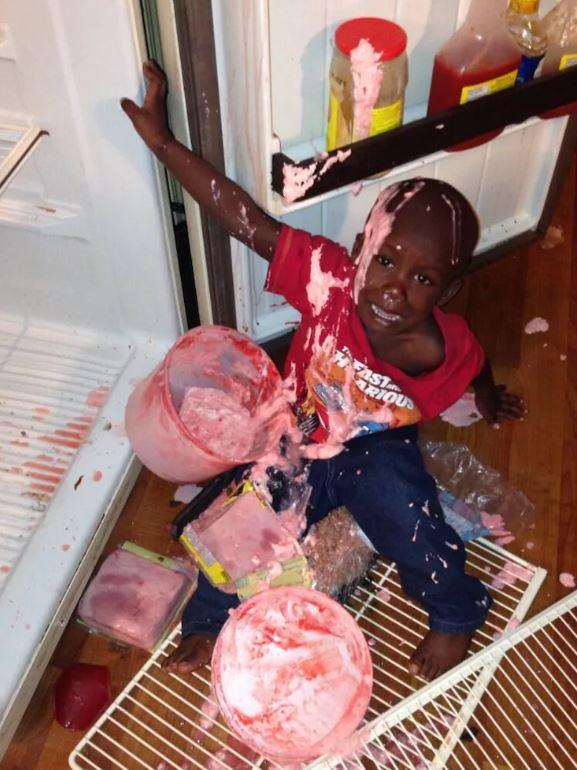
[376,255,393,268]
[415,273,433,286]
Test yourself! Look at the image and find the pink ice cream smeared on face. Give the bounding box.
[353,181,424,302]
[306,246,350,317]
[350,39,384,141]
[212,587,373,763]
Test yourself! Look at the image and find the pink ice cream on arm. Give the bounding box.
[350,39,384,141]
[212,587,373,763]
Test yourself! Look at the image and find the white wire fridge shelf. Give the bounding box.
[69,539,548,770]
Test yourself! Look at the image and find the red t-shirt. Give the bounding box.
[265,225,485,442]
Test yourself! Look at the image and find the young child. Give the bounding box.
[121,61,525,681]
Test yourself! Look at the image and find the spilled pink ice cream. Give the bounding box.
[306,246,349,317]
[78,549,193,650]
[350,39,384,141]
[179,387,254,461]
[212,587,373,763]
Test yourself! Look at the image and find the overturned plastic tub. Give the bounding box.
[125,326,289,483]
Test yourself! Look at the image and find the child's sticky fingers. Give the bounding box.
[120,98,140,122]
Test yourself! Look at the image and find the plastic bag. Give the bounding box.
[180,479,312,600]
[420,440,535,545]
[77,542,198,651]
[302,507,376,599]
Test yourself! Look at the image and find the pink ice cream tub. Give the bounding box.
[211,586,373,763]
[125,326,290,483]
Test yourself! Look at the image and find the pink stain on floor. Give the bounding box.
[524,317,549,335]
[492,561,535,590]
[377,588,392,603]
[559,572,576,588]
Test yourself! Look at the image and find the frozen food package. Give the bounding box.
[77,542,198,651]
[180,479,311,599]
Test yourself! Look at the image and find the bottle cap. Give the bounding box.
[335,18,407,61]
[510,0,539,13]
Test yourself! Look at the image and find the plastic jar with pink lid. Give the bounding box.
[125,326,290,484]
[211,586,373,763]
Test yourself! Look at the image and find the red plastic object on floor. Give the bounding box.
[53,663,112,730]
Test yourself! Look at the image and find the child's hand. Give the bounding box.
[121,60,172,151]
[474,384,525,425]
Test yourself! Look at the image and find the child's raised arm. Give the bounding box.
[121,61,281,262]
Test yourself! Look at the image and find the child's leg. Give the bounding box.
[163,573,239,673]
[324,426,492,679]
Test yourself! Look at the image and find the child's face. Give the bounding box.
[355,204,459,338]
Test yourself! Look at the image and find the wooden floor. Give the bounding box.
[2,164,577,768]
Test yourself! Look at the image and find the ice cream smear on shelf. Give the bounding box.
[212,587,373,762]
[282,149,352,204]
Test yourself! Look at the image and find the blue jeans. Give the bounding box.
[182,426,492,638]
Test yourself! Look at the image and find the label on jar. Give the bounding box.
[460,70,518,105]
[510,0,538,13]
[560,54,577,71]
[327,92,341,152]
[369,100,403,136]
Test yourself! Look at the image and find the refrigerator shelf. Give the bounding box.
[0,123,47,198]
[69,539,545,770]
[271,66,577,206]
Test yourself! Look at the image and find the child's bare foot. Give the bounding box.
[409,630,473,681]
[161,633,216,674]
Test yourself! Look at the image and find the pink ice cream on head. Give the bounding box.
[212,587,373,763]
[350,39,384,141]
[353,181,424,303]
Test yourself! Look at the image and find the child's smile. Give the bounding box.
[356,229,454,339]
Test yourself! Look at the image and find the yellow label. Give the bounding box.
[369,99,403,136]
[236,556,312,600]
[509,0,538,13]
[560,53,577,70]
[460,70,518,105]
[179,533,232,587]
[327,92,340,152]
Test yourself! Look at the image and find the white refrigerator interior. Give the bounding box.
[211,0,567,343]
[0,0,184,750]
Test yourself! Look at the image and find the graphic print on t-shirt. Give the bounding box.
[301,345,422,439]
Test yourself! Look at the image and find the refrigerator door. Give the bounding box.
[0,0,192,753]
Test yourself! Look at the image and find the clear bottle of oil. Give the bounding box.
[507,0,548,83]
[540,0,577,118]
